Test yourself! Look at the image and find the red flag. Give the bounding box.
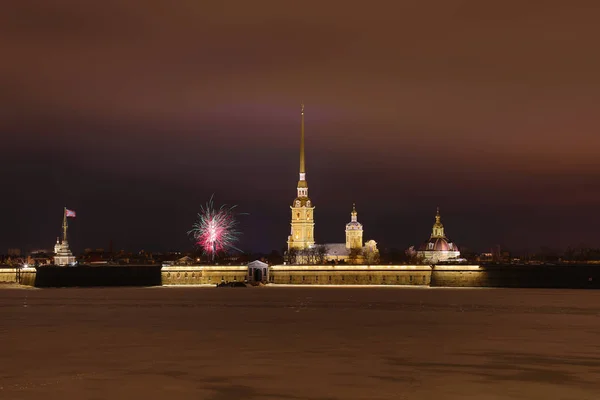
[65,209,76,218]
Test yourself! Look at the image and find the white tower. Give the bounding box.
[345,204,363,249]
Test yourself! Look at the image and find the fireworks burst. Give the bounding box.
[188,195,246,262]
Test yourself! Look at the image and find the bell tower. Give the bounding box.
[345,203,363,249]
[287,104,315,250]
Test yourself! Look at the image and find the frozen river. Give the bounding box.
[1,286,599,399]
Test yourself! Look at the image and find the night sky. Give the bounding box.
[2,1,599,254]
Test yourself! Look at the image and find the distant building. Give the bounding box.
[54,238,76,266]
[28,251,54,266]
[54,208,76,266]
[323,205,379,264]
[7,248,21,257]
[416,208,460,263]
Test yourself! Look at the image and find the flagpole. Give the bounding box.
[63,207,68,243]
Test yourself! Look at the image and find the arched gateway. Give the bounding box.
[248,260,269,283]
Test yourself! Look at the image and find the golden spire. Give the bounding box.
[300,103,305,175]
[431,206,445,238]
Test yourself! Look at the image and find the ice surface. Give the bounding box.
[1,286,599,399]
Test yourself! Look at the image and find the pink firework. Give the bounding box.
[189,196,245,261]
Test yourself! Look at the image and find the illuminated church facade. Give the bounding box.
[414,208,460,263]
[286,106,379,264]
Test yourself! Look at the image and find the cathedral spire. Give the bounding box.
[300,103,305,176]
[351,203,357,222]
[288,104,314,252]
[297,103,308,195]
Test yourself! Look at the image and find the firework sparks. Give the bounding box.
[188,196,245,261]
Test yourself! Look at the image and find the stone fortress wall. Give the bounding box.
[1,264,598,289]
[161,266,248,285]
[269,265,432,285]
[0,267,37,286]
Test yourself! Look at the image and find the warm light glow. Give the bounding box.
[270,265,433,271]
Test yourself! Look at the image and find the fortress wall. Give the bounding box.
[3,264,596,289]
[0,268,17,283]
[19,270,37,286]
[35,265,162,287]
[430,265,600,288]
[269,265,432,286]
[161,266,247,285]
[430,265,487,287]
[0,268,37,286]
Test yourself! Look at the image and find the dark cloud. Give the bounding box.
[1,0,599,253]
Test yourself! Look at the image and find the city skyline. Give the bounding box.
[2,1,599,253]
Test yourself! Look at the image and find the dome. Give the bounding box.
[346,221,362,230]
[418,237,459,252]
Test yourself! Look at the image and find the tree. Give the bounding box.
[285,248,298,264]
[267,250,284,265]
[363,240,380,264]
[348,248,362,264]
[364,248,380,264]
[315,245,328,265]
